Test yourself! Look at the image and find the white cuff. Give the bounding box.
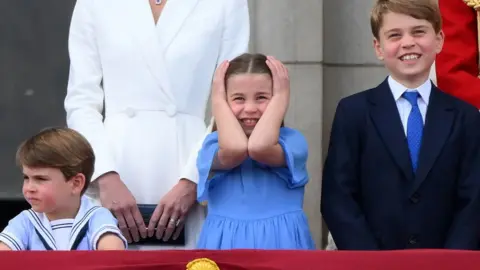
[91,151,117,182]
[0,233,23,250]
[179,117,215,184]
[92,225,127,250]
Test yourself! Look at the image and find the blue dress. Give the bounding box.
[196,127,315,250]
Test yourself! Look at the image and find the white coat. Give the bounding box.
[64,0,250,249]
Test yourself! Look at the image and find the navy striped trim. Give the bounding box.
[51,222,73,228]
[70,206,99,238]
[0,233,22,250]
[71,223,88,250]
[27,210,56,249]
[52,225,73,230]
[34,228,53,250]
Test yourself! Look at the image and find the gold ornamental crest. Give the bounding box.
[186,258,220,270]
[464,0,480,76]
[464,0,480,10]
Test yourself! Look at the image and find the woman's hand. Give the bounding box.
[147,179,197,241]
[98,172,147,243]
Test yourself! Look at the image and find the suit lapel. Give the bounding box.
[120,0,156,53]
[368,79,415,181]
[120,0,188,103]
[150,0,199,103]
[409,86,455,195]
[156,0,199,52]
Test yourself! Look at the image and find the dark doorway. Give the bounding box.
[0,200,30,231]
[0,1,76,204]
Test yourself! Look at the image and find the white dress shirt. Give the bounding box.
[388,76,431,135]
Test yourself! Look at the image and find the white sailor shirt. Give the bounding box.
[0,196,127,250]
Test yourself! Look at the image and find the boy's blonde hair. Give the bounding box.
[16,127,95,194]
[370,0,442,40]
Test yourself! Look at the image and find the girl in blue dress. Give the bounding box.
[196,53,315,250]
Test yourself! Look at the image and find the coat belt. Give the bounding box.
[106,104,202,119]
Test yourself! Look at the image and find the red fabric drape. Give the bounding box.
[2,250,480,270]
[436,0,480,108]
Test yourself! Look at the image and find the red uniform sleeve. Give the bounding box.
[436,0,480,108]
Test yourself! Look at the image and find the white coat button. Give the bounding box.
[165,105,176,117]
[125,107,136,118]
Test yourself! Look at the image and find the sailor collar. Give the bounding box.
[25,196,100,250]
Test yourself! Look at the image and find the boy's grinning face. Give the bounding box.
[373,12,444,87]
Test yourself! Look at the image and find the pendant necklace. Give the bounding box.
[155,0,162,4]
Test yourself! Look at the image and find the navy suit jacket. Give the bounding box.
[321,78,480,250]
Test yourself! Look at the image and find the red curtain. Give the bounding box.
[2,249,480,270]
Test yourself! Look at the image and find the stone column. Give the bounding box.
[321,0,389,246]
[249,0,324,247]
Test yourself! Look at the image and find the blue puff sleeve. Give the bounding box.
[196,132,228,203]
[88,207,127,250]
[0,211,31,250]
[273,127,309,188]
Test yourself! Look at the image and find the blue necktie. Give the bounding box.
[403,91,423,173]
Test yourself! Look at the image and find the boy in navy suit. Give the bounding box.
[321,0,480,250]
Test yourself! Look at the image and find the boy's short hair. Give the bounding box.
[16,127,95,194]
[370,0,442,40]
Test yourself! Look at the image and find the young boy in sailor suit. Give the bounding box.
[0,127,127,250]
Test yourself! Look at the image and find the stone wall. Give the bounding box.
[248,0,389,247]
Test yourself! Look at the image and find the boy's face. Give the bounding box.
[226,73,273,136]
[373,12,444,85]
[22,166,85,220]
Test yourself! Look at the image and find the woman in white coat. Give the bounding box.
[64,0,250,249]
